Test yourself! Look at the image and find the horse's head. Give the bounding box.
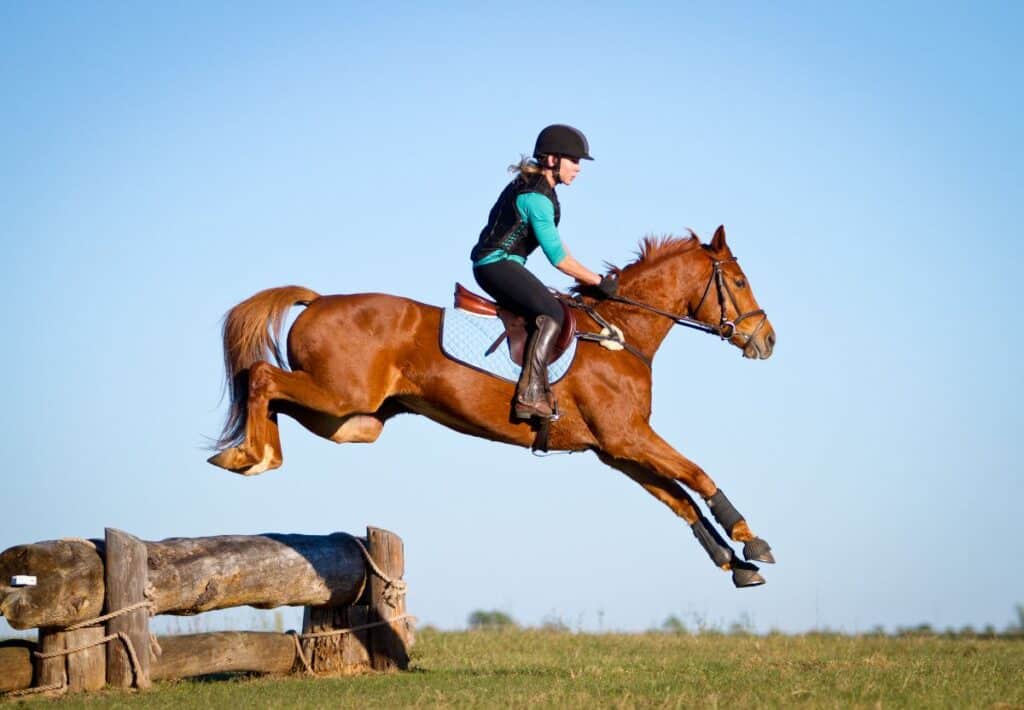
[600,227,775,361]
[695,226,775,359]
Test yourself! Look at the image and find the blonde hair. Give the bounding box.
[508,155,544,176]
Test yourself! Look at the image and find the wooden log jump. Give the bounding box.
[0,526,411,696]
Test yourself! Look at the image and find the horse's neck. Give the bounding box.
[613,253,709,358]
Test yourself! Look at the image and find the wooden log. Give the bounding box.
[36,628,66,688]
[0,640,34,692]
[366,527,409,671]
[300,604,371,675]
[1,533,370,629]
[65,627,106,691]
[105,528,150,689]
[145,533,368,615]
[150,632,297,680]
[0,539,104,630]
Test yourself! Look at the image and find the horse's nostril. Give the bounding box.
[767,332,776,348]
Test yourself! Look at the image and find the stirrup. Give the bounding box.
[514,393,558,421]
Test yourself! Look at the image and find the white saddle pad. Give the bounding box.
[439,308,577,384]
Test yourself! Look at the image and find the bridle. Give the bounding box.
[689,256,767,344]
[572,254,768,365]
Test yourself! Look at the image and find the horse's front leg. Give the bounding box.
[596,453,765,588]
[598,423,774,565]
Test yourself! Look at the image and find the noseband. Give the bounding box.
[692,256,767,343]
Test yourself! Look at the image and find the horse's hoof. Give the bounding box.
[743,537,775,564]
[207,449,238,471]
[207,448,263,475]
[731,560,765,588]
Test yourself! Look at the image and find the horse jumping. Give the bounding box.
[208,226,777,586]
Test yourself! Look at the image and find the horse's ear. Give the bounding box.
[711,225,727,251]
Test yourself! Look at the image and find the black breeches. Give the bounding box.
[473,260,564,329]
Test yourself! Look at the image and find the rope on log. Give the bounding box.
[4,681,66,698]
[66,600,155,631]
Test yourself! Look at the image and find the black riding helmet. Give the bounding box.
[533,124,594,161]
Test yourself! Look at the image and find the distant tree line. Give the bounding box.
[654,604,1024,638]
[465,605,1024,638]
[467,610,518,630]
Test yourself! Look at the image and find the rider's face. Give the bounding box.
[547,155,581,185]
[558,156,581,185]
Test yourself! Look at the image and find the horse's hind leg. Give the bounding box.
[597,453,764,588]
[208,361,384,475]
[597,424,774,564]
[277,398,406,445]
[208,361,288,475]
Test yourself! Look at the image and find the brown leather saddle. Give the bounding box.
[453,283,577,366]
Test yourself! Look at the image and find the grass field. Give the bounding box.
[7,629,1023,708]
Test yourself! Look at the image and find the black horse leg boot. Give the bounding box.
[514,315,560,420]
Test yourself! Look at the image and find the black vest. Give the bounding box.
[471,173,560,263]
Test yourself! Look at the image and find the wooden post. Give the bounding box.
[35,628,105,692]
[301,604,371,675]
[366,526,409,671]
[104,528,151,689]
[65,627,106,691]
[35,628,65,689]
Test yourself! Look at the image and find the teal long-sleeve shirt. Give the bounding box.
[473,192,567,267]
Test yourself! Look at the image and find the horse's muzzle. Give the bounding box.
[741,322,775,360]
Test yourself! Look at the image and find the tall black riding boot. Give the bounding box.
[514,315,560,420]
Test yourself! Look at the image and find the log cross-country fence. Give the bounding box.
[0,526,413,697]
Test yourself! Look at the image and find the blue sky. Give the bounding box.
[2,2,1021,636]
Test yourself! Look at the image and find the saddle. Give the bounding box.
[453,283,576,367]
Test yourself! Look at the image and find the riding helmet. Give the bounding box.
[533,124,594,161]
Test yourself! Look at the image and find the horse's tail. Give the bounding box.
[214,285,321,449]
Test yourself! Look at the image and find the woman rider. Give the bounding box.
[470,124,618,420]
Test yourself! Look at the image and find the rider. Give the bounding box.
[470,124,618,420]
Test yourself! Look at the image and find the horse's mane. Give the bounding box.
[627,231,704,271]
[570,232,704,298]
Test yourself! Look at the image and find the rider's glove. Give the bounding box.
[596,274,619,299]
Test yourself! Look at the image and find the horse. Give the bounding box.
[208,225,777,587]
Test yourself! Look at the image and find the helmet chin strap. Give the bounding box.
[552,155,563,185]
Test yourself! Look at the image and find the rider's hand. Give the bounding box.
[596,274,619,298]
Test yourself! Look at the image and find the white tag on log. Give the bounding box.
[10,575,37,587]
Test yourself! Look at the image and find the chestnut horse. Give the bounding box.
[209,226,777,586]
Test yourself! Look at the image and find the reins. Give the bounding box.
[568,255,767,367]
[606,294,722,336]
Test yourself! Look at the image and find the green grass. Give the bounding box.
[8,629,1024,708]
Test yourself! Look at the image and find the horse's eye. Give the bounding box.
[734,278,747,288]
